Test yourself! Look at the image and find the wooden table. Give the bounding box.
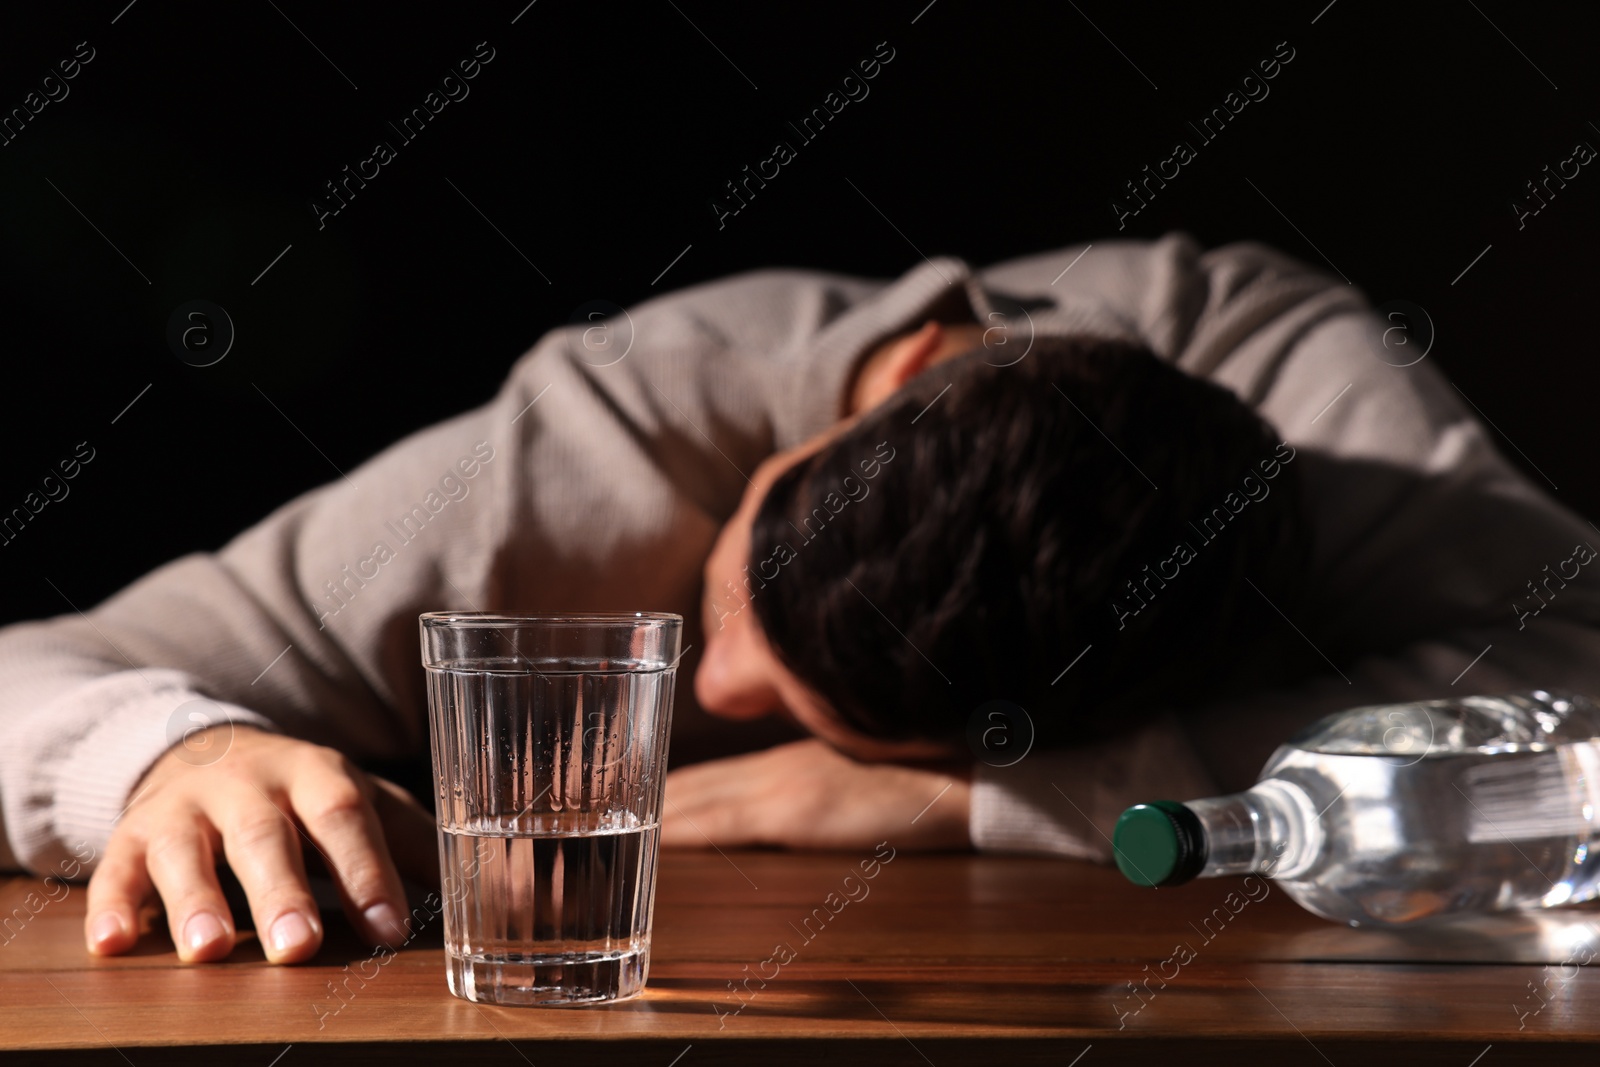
[4,849,1600,1064]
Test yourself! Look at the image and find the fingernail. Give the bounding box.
[363,902,409,945]
[89,912,126,948]
[183,912,227,954]
[269,911,314,955]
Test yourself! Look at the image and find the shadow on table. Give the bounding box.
[640,975,1108,1029]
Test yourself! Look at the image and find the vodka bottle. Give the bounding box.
[1113,692,1600,925]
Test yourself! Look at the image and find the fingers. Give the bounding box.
[661,761,760,848]
[660,769,705,848]
[658,801,704,849]
[659,741,972,852]
[289,751,411,948]
[143,817,236,963]
[218,794,324,964]
[84,836,153,956]
[82,730,435,965]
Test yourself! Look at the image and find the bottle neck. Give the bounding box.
[1188,779,1319,880]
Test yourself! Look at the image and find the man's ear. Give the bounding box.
[853,321,946,412]
[881,320,946,389]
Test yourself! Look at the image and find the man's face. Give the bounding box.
[692,321,987,762]
[694,433,953,761]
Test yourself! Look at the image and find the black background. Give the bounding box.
[2,0,1596,623]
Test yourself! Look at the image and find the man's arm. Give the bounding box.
[0,359,553,877]
[0,260,976,881]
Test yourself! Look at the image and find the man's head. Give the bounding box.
[694,324,1310,760]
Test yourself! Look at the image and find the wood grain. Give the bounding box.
[2,849,1597,1064]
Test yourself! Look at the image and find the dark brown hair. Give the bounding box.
[747,335,1311,748]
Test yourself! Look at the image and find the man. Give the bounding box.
[2,232,1596,966]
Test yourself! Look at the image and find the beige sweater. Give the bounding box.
[5,232,1598,874]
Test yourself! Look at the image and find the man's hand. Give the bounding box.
[661,739,971,851]
[85,724,437,964]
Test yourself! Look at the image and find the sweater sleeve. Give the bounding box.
[0,259,971,875]
[0,390,516,874]
[969,240,1600,857]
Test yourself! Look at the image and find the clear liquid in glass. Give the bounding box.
[440,816,658,1004]
[427,656,674,1004]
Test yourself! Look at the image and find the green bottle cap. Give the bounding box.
[1113,801,1207,887]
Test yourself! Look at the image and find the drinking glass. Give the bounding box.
[419,611,681,1005]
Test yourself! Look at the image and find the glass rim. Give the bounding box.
[419,610,682,628]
